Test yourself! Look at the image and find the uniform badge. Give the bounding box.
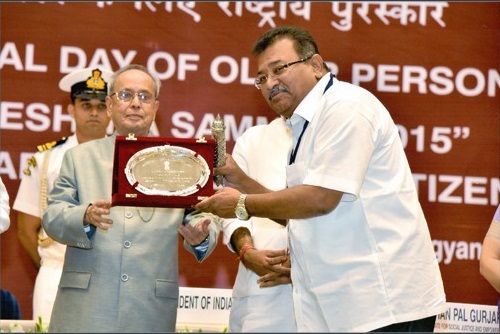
[86,69,106,90]
[23,137,68,175]
[23,156,37,175]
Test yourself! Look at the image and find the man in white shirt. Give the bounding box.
[196,25,446,332]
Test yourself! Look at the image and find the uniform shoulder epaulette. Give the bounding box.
[23,137,68,176]
[36,136,68,152]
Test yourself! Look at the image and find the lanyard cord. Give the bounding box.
[288,73,335,165]
[289,121,309,165]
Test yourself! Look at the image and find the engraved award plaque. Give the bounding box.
[211,114,226,187]
[125,145,210,196]
[111,134,216,208]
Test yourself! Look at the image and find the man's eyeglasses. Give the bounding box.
[109,89,155,104]
[254,54,313,90]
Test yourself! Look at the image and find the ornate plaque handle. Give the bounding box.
[211,114,226,187]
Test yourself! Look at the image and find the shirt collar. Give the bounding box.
[292,73,334,124]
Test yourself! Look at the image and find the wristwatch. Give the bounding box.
[235,194,250,220]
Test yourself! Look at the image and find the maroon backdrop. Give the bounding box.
[1,1,499,319]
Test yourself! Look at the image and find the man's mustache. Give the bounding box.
[268,85,289,101]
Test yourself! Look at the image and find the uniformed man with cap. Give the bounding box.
[13,67,113,323]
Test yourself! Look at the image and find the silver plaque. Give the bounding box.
[125,145,210,196]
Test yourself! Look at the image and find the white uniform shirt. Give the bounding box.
[13,135,79,264]
[286,75,446,332]
[222,117,292,297]
[0,177,10,234]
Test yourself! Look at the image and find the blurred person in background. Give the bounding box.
[1,176,11,234]
[217,116,296,332]
[479,204,500,329]
[1,176,22,319]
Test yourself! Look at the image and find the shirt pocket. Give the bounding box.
[286,161,307,188]
[155,279,179,300]
[59,271,91,289]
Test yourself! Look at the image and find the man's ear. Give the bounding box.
[105,96,113,117]
[311,54,324,75]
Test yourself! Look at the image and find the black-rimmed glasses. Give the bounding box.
[254,54,313,89]
[109,89,155,104]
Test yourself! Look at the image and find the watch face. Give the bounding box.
[235,206,249,220]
